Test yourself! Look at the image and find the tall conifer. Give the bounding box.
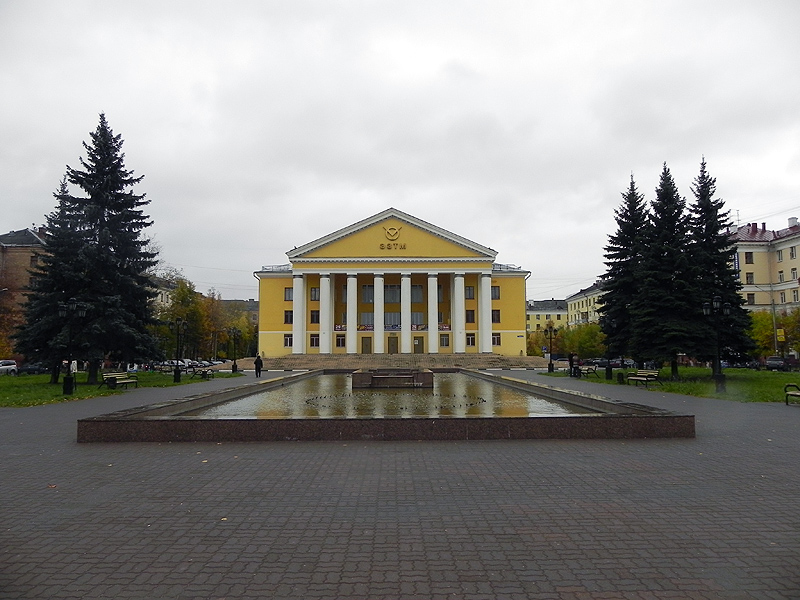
[689,158,752,369]
[598,175,648,360]
[628,163,698,378]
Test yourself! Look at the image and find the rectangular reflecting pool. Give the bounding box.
[77,369,695,442]
[179,373,598,419]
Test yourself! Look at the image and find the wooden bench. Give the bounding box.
[626,370,662,387]
[190,368,215,380]
[784,384,800,405]
[98,372,138,389]
[578,365,599,378]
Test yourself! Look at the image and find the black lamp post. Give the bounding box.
[543,324,558,373]
[58,300,87,395]
[228,327,241,373]
[703,295,731,392]
[169,318,188,383]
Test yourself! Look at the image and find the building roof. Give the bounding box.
[0,228,45,247]
[566,281,604,301]
[527,299,567,311]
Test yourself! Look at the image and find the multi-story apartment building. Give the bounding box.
[526,299,567,331]
[0,228,45,356]
[566,281,604,325]
[736,218,800,313]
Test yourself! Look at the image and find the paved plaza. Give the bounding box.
[1,370,799,599]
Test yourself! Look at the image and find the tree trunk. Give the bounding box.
[86,359,100,385]
[670,358,679,380]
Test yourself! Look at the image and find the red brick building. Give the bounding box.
[0,228,45,357]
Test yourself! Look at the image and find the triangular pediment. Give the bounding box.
[287,208,497,262]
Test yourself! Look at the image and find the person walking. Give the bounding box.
[254,355,263,378]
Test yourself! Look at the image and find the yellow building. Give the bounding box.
[254,208,529,357]
[566,281,604,325]
[736,219,800,312]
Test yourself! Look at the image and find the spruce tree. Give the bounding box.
[628,163,699,378]
[67,114,160,380]
[688,158,752,371]
[14,177,89,382]
[16,115,160,383]
[598,175,648,361]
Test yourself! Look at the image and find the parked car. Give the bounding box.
[0,359,18,375]
[765,356,788,371]
[18,362,49,375]
[609,358,636,368]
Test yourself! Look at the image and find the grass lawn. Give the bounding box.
[0,370,243,408]
[546,366,800,403]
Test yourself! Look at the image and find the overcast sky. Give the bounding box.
[2,1,799,301]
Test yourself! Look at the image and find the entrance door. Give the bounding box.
[413,336,424,354]
[361,336,372,354]
[388,336,399,354]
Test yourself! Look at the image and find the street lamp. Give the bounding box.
[169,318,188,383]
[703,295,731,392]
[227,327,241,373]
[58,300,87,395]
[543,324,558,373]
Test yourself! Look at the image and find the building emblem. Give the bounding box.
[384,226,402,240]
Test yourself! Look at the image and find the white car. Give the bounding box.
[0,359,18,375]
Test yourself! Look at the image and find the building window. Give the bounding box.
[411,312,425,326]
[780,291,786,303]
[439,334,450,347]
[536,314,541,320]
[777,249,784,262]
[284,334,293,347]
[465,286,475,300]
[284,288,293,301]
[385,285,400,303]
[360,312,374,326]
[491,285,500,300]
[746,293,755,305]
[310,310,320,324]
[411,285,423,303]
[491,309,500,323]
[491,333,501,346]
[792,246,797,260]
[385,312,400,327]
[545,314,551,320]
[556,314,562,320]
[310,334,320,347]
[466,333,476,346]
[794,290,799,303]
[284,310,293,324]
[745,252,754,264]
[745,272,755,284]
[336,334,346,348]
[779,271,785,283]
[438,285,443,303]
[792,268,798,280]
[310,287,320,301]
[465,309,475,323]
[362,285,374,303]
[342,285,347,303]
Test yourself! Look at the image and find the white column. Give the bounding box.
[427,273,439,353]
[373,273,385,354]
[292,274,306,354]
[453,273,466,353]
[346,274,358,354]
[319,274,332,354]
[400,273,412,353]
[478,273,493,353]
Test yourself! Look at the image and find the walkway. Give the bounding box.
[1,368,799,599]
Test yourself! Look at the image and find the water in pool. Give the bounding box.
[181,372,597,419]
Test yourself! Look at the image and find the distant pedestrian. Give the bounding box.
[568,353,574,377]
[254,355,263,378]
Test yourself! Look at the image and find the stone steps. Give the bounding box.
[249,353,548,371]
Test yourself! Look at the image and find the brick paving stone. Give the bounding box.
[2,370,800,599]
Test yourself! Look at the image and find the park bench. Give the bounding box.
[784,383,800,405]
[190,368,215,380]
[626,370,662,388]
[578,365,599,378]
[98,372,138,389]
